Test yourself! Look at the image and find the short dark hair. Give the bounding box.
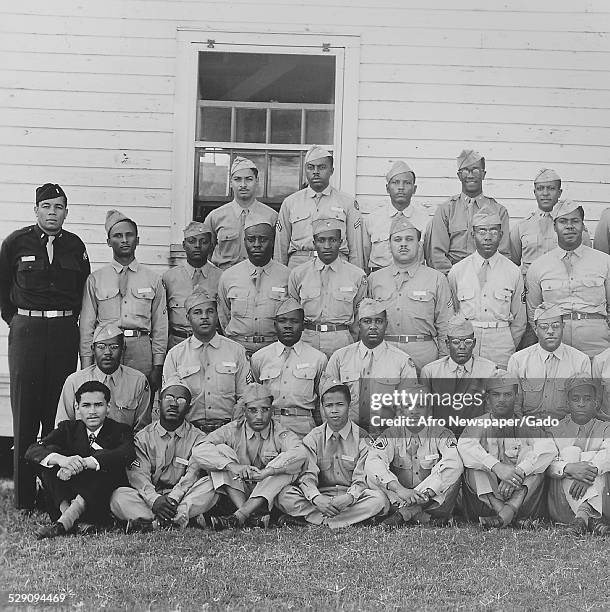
[322,384,351,405]
[76,380,111,404]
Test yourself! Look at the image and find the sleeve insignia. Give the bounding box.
[372,436,388,450]
[83,251,89,261]
[447,298,453,309]
[276,219,283,232]
[246,370,254,384]
[128,458,140,470]
[446,437,457,448]
[521,289,526,303]
[353,201,360,211]
[354,218,361,229]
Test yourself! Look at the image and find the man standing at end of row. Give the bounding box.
[424,149,510,275]
[275,145,363,270]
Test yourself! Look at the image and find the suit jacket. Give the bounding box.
[25,418,135,476]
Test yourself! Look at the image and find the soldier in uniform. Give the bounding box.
[424,150,510,275]
[217,216,289,357]
[591,348,610,418]
[510,168,591,349]
[163,292,249,433]
[184,383,308,529]
[448,206,526,369]
[0,183,90,509]
[57,323,151,432]
[362,160,430,273]
[251,298,328,438]
[365,385,463,528]
[507,303,591,420]
[79,210,168,396]
[202,156,277,271]
[110,383,211,531]
[593,207,610,255]
[526,199,610,359]
[547,377,610,535]
[325,299,417,427]
[368,216,452,372]
[162,221,222,349]
[274,145,363,270]
[458,373,556,528]
[288,215,367,358]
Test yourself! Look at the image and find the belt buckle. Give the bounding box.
[46,310,60,318]
[123,329,136,337]
[252,335,264,343]
[319,324,328,332]
[416,335,424,341]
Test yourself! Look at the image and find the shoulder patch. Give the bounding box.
[128,458,141,469]
[372,436,388,450]
[83,250,89,261]
[446,436,457,448]
[521,287,527,303]
[353,201,359,211]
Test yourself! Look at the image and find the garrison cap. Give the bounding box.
[242,383,273,406]
[533,302,564,323]
[231,156,258,176]
[160,382,192,401]
[457,149,484,170]
[244,214,274,232]
[312,215,343,237]
[275,298,304,318]
[105,209,134,235]
[565,376,598,396]
[319,375,349,400]
[472,205,502,228]
[93,323,123,344]
[485,371,519,392]
[534,168,561,184]
[447,315,474,337]
[389,215,419,237]
[36,183,66,204]
[551,199,583,221]
[184,290,216,313]
[305,145,333,165]
[386,160,415,183]
[183,221,210,239]
[357,298,386,321]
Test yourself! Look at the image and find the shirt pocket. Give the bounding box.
[319,457,333,471]
[407,290,434,318]
[503,440,522,460]
[540,279,565,299]
[289,209,312,244]
[457,286,476,304]
[292,366,316,397]
[418,452,440,471]
[493,288,513,308]
[215,362,238,394]
[395,449,412,470]
[16,257,45,290]
[217,228,239,256]
[94,285,120,319]
[227,288,250,317]
[131,287,155,319]
[259,366,281,383]
[579,277,605,302]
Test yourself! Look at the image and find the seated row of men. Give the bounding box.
[29,369,610,540]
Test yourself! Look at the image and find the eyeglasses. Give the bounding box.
[163,395,188,405]
[459,168,483,177]
[448,338,475,348]
[474,228,501,237]
[94,342,121,352]
[536,322,562,331]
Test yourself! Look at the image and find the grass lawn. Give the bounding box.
[1,479,609,611]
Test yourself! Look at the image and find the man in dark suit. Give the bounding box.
[25,380,135,539]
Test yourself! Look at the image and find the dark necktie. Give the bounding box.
[88,433,97,448]
[42,234,55,264]
[192,267,204,289]
[118,266,129,298]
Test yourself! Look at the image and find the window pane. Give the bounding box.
[196,149,230,199]
[305,110,334,144]
[199,107,231,141]
[268,154,301,199]
[235,109,266,143]
[270,109,301,144]
[232,151,266,199]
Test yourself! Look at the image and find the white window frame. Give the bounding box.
[172,28,361,247]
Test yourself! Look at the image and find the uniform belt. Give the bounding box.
[385,334,433,342]
[241,335,276,344]
[275,407,312,417]
[169,327,193,339]
[290,250,317,259]
[369,266,383,273]
[192,418,231,434]
[304,323,349,332]
[471,321,510,329]
[562,312,606,321]
[122,329,149,337]
[17,309,73,318]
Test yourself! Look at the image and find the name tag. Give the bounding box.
[413,291,427,296]
[175,457,189,466]
[340,286,353,292]
[137,287,152,294]
[341,454,355,461]
[222,361,236,367]
[425,454,439,461]
[331,207,343,213]
[21,255,36,262]
[272,287,286,293]
[296,363,312,369]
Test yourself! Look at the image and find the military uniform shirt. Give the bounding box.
[423,193,511,274]
[163,333,249,422]
[162,260,222,334]
[202,199,278,270]
[593,207,610,255]
[0,225,90,323]
[420,355,498,382]
[217,259,289,341]
[56,364,151,432]
[274,185,363,268]
[368,262,452,353]
[525,245,610,326]
[299,421,371,501]
[79,259,168,365]
[288,258,367,326]
[126,420,207,507]
[362,201,430,270]
[251,340,328,413]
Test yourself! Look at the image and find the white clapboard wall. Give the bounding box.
[1,0,610,431]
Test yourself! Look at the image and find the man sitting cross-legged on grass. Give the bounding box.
[458,372,556,528]
[276,377,387,528]
[185,383,308,529]
[365,384,463,528]
[547,377,610,536]
[25,380,135,539]
[110,383,212,531]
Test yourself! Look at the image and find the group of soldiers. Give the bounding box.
[1,144,610,539]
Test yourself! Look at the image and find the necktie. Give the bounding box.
[574,424,588,451]
[563,251,573,276]
[478,259,490,288]
[192,267,204,289]
[250,432,265,469]
[544,353,558,380]
[88,433,97,448]
[327,432,340,462]
[118,266,129,298]
[253,268,262,292]
[239,208,247,234]
[456,364,466,379]
[44,234,55,264]
[408,435,419,457]
[104,375,115,403]
[164,432,177,469]
[540,212,553,235]
[314,193,323,209]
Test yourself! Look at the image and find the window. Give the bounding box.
[193,52,336,220]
